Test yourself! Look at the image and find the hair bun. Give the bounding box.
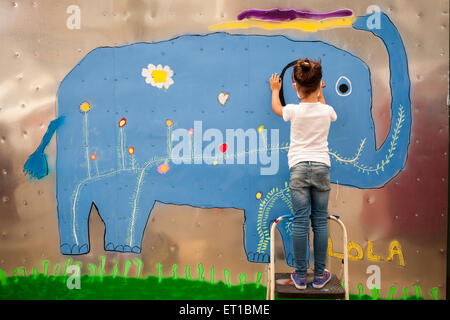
[300,60,311,71]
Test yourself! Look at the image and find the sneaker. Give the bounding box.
[312,269,331,289]
[290,272,307,290]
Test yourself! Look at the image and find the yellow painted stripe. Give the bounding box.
[209,16,356,32]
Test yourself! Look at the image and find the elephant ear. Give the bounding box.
[278,60,298,106]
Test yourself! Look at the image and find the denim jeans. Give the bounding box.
[289,161,331,277]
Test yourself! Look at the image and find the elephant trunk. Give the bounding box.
[352,13,411,185]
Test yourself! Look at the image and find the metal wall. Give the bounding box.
[0,0,448,299]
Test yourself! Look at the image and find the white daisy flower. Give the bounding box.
[141,64,174,89]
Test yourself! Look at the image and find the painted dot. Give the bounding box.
[90,153,97,160]
[188,128,193,136]
[213,160,217,166]
[255,192,263,200]
[157,163,170,174]
[219,143,227,153]
[128,146,135,155]
[119,117,127,127]
[165,119,173,127]
[80,102,91,112]
[258,125,264,133]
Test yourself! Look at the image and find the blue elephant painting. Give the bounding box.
[23,12,411,264]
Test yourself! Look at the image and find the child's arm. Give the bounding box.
[270,74,283,117]
[319,80,326,104]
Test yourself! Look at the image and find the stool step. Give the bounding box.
[275,273,345,299]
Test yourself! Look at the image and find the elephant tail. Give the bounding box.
[23,116,64,180]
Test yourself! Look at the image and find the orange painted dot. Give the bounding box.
[128,147,135,155]
[166,119,173,127]
[90,153,97,160]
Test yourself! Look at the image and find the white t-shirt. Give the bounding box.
[282,102,337,168]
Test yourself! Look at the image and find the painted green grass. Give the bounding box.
[0,258,440,300]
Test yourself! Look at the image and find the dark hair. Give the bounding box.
[292,58,322,97]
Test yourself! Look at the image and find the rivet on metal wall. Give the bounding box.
[32,2,38,8]
[416,177,420,182]
[12,2,18,8]
[440,248,445,253]
[23,200,28,206]
[0,137,6,143]
[416,12,423,18]
[414,213,419,217]
[416,250,420,254]
[2,196,9,203]
[1,169,7,175]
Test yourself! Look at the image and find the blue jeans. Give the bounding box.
[289,161,330,277]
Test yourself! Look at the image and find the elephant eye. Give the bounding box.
[335,76,352,96]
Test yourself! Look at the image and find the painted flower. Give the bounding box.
[255,191,263,200]
[142,64,174,89]
[166,119,173,127]
[79,101,91,113]
[157,163,170,174]
[258,125,264,133]
[119,117,127,128]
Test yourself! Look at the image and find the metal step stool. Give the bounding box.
[266,214,349,300]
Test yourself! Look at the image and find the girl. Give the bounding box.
[269,58,337,290]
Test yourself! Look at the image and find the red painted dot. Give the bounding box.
[219,143,227,153]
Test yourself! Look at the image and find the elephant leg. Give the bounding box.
[103,195,153,254]
[58,184,92,255]
[277,219,295,267]
[244,209,270,263]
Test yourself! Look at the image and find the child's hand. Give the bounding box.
[269,73,282,92]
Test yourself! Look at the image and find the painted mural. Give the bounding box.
[23,8,411,270]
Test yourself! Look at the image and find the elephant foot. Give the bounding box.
[247,251,270,263]
[105,242,141,254]
[61,243,89,255]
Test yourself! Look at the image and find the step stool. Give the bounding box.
[266,214,349,300]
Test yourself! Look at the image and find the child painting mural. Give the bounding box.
[270,58,337,289]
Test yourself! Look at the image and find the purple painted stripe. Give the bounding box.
[237,8,353,21]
